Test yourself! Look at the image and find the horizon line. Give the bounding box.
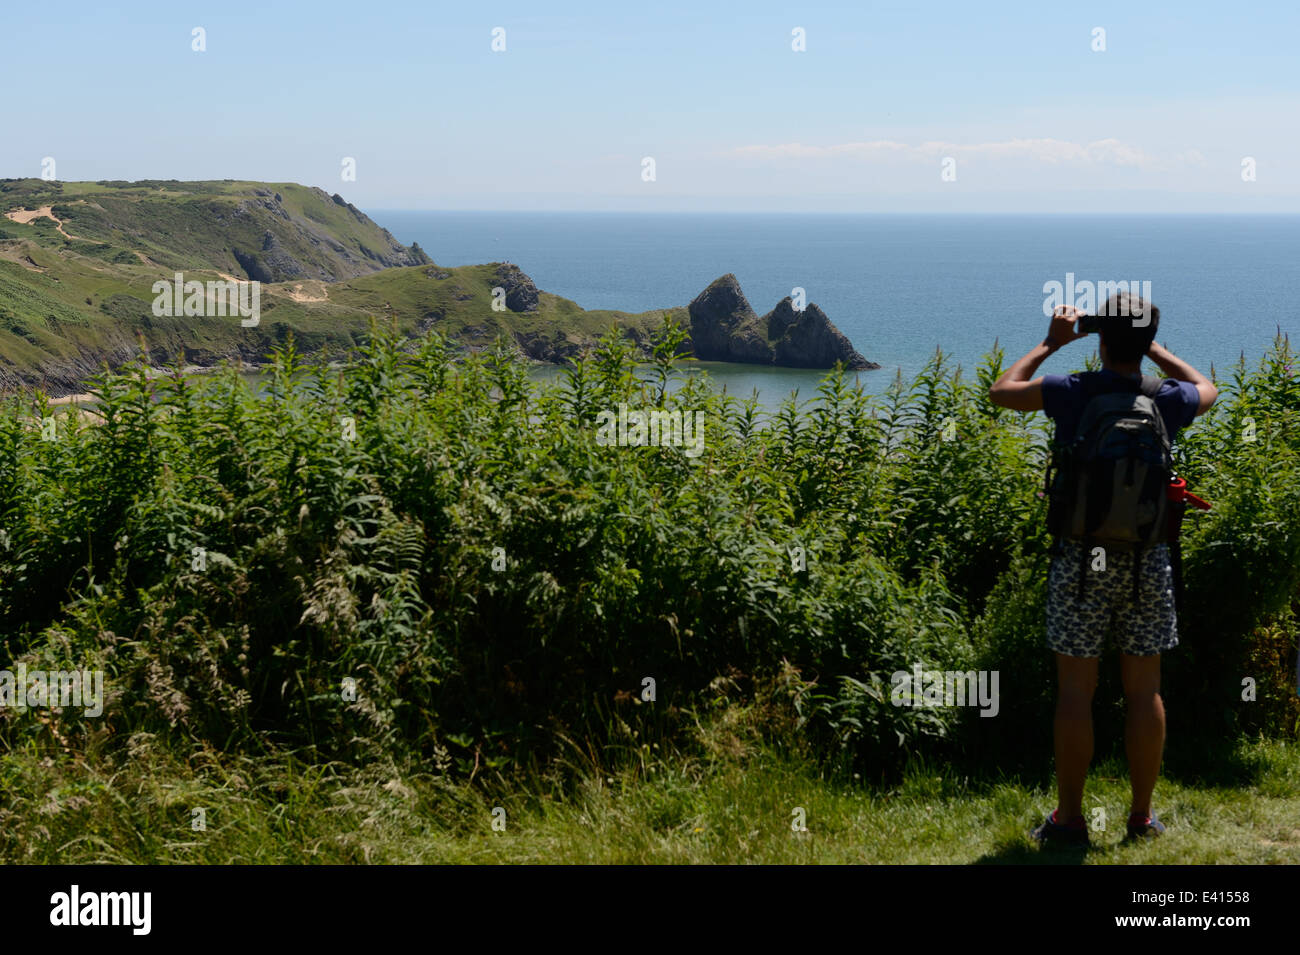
[366,208,1300,216]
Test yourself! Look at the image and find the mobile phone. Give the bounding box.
[1075,314,1102,335]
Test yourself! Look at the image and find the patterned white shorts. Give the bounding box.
[1046,538,1179,658]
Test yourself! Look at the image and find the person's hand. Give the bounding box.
[1046,305,1087,349]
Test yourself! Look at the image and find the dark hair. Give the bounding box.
[1097,291,1159,363]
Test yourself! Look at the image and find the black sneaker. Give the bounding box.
[1125,812,1166,841]
[1031,810,1090,848]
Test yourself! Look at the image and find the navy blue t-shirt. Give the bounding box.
[1041,370,1200,443]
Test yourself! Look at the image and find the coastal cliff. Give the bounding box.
[0,180,877,393]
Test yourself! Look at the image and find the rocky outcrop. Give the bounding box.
[258,230,307,280]
[769,300,873,369]
[231,227,310,283]
[494,263,540,313]
[686,274,773,364]
[687,274,876,370]
[510,324,652,364]
[232,247,276,283]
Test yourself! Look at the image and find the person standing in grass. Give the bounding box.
[988,293,1218,847]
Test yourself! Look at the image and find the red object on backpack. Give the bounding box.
[1164,476,1211,614]
[1165,477,1211,545]
[1166,477,1212,510]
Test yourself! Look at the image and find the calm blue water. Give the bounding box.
[371,212,1300,400]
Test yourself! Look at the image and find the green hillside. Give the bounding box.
[0,178,427,279]
[0,179,680,395]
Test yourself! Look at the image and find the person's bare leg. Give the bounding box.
[1054,653,1099,820]
[1120,653,1165,817]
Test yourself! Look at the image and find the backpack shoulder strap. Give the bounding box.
[1136,375,1174,448]
[1137,375,1163,399]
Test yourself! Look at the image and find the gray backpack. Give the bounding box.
[1046,374,1173,598]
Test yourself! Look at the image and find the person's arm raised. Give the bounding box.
[1146,342,1219,416]
[988,306,1086,411]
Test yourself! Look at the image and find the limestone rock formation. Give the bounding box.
[687,274,876,370]
[494,263,540,313]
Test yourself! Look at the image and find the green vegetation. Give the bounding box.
[0,178,423,278]
[0,179,676,394]
[0,320,1296,863]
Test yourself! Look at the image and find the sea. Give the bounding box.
[371,212,1300,405]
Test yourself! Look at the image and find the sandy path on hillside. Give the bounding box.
[285,282,329,303]
[216,273,326,303]
[4,205,91,241]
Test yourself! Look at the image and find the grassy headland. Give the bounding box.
[0,179,692,394]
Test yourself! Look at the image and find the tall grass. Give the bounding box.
[1,318,1297,797]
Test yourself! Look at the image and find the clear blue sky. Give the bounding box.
[5,0,1298,211]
